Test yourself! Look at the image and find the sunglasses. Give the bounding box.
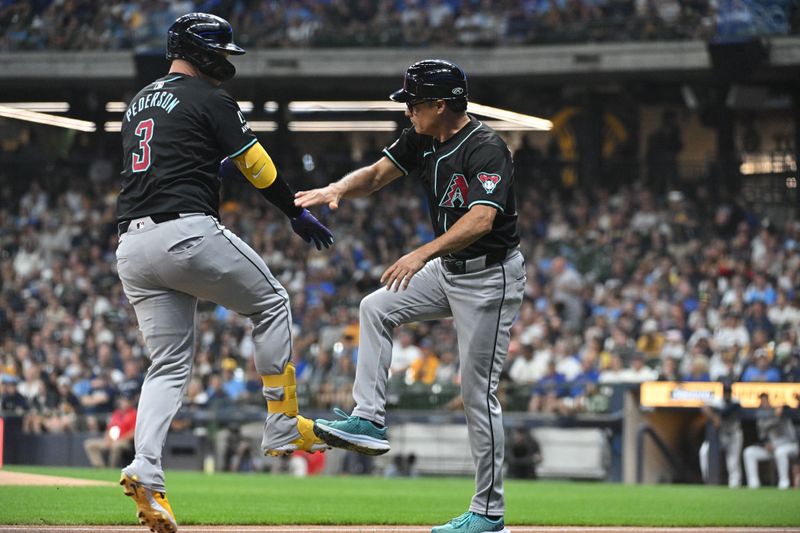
[406,99,435,113]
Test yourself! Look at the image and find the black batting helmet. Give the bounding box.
[166,13,245,82]
[389,59,468,103]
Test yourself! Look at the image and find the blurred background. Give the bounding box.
[0,0,799,487]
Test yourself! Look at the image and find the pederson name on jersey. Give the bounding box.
[125,92,181,122]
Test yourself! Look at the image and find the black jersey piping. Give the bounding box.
[485,260,506,516]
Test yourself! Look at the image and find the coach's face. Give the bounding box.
[405,99,443,136]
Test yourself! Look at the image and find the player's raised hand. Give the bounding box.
[381,251,427,292]
[294,184,343,210]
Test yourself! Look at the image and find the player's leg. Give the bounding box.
[156,215,318,454]
[726,430,743,488]
[698,440,710,482]
[446,251,525,521]
[116,225,189,533]
[743,444,771,488]
[774,442,800,489]
[314,259,451,454]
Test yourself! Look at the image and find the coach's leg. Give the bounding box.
[351,260,452,426]
[448,252,525,517]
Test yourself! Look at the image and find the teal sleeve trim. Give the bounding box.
[228,138,258,159]
[382,148,409,176]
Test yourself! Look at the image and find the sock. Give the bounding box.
[483,514,502,521]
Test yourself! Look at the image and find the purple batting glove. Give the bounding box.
[291,208,334,250]
[218,157,243,182]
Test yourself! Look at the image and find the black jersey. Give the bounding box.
[117,73,256,221]
[384,116,519,260]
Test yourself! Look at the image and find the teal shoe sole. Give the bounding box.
[313,421,391,456]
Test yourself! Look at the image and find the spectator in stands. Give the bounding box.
[683,355,711,382]
[509,340,540,385]
[83,392,137,468]
[220,358,246,401]
[390,329,421,378]
[619,353,659,382]
[741,348,781,382]
[745,303,775,343]
[529,359,566,412]
[658,356,680,381]
[409,339,439,385]
[569,355,600,398]
[0,374,26,413]
[550,257,584,333]
[743,393,799,489]
[636,319,665,359]
[699,384,743,488]
[435,350,459,385]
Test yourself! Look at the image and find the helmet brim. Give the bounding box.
[389,88,412,103]
[210,42,246,55]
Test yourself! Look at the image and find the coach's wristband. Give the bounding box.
[258,174,303,218]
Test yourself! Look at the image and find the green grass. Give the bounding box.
[1,465,799,526]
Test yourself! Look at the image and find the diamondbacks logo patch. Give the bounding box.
[477,173,501,194]
[440,173,469,208]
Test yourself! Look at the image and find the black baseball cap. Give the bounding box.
[390,59,468,103]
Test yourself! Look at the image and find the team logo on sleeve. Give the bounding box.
[440,173,469,208]
[477,172,501,194]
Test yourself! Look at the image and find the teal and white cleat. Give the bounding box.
[313,407,390,456]
[431,511,509,533]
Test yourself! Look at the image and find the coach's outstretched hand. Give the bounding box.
[291,208,334,250]
[294,184,343,210]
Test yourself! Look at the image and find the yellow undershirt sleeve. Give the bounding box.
[231,142,278,189]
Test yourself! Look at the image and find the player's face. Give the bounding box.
[405,99,440,134]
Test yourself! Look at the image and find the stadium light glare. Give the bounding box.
[468,103,553,131]
[287,101,552,131]
[289,101,403,112]
[104,121,122,132]
[483,120,549,132]
[247,121,278,132]
[0,104,96,132]
[263,102,279,113]
[106,101,255,113]
[288,121,397,132]
[3,102,70,112]
[105,102,127,112]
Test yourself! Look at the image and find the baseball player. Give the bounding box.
[115,13,333,533]
[296,59,524,533]
[699,384,743,488]
[743,393,799,489]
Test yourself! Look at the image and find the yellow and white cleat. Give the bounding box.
[120,473,178,533]
[264,415,330,457]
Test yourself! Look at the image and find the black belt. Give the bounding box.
[117,212,183,235]
[441,248,511,275]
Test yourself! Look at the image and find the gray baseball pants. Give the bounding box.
[352,250,525,516]
[116,214,298,492]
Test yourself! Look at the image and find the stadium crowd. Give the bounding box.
[3,0,797,52]
[1,125,800,439]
